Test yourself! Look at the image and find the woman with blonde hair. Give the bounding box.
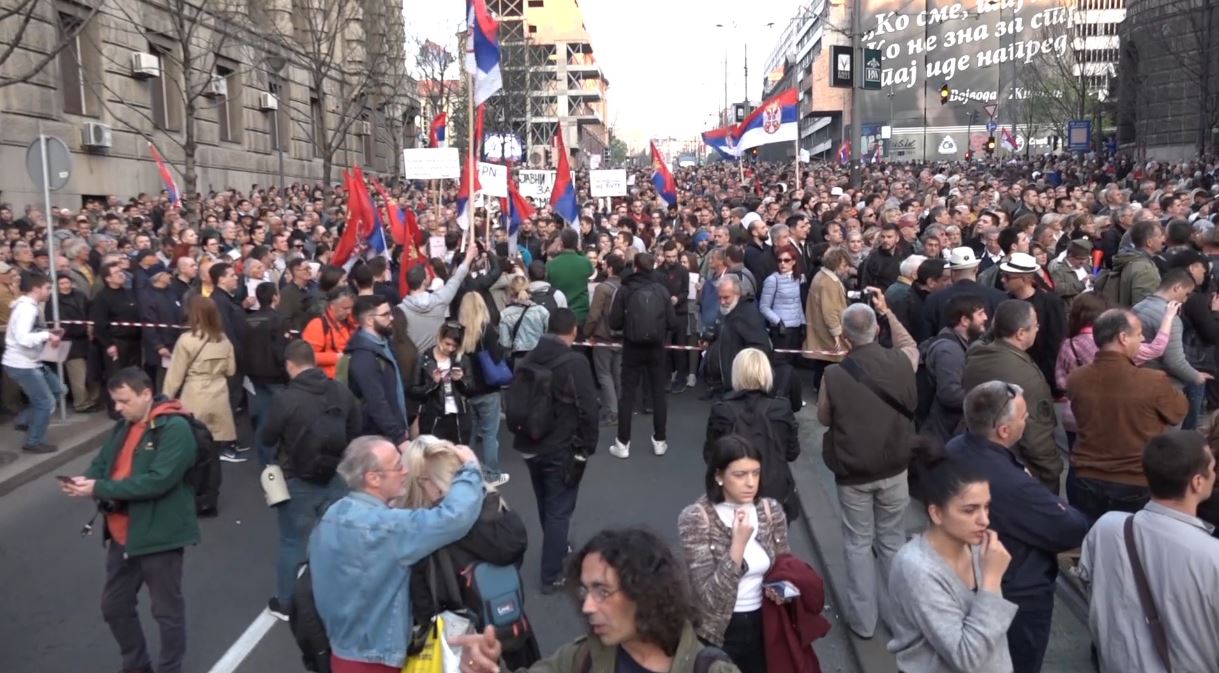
[163,295,238,465]
[458,292,510,486]
[498,274,549,364]
[402,436,540,669]
[704,348,801,520]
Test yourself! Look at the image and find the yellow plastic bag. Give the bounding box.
[402,615,446,673]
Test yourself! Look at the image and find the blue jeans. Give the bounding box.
[251,382,285,466]
[525,452,581,584]
[4,365,63,448]
[1066,467,1149,523]
[1183,381,1205,430]
[468,392,502,473]
[276,476,347,608]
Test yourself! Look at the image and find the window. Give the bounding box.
[58,15,86,115]
[268,77,290,152]
[215,64,243,144]
[527,0,543,6]
[362,113,376,167]
[311,93,324,158]
[148,41,182,131]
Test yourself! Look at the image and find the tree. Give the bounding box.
[412,34,459,123]
[0,0,100,89]
[608,136,629,165]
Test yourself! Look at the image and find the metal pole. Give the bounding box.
[37,124,66,420]
[723,49,728,126]
[849,0,862,186]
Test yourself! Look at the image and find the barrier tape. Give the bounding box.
[56,320,847,358]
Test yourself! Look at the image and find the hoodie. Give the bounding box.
[1109,249,1160,307]
[259,367,362,479]
[511,334,600,456]
[398,260,471,351]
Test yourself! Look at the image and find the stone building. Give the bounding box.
[1118,0,1219,159]
[0,0,419,208]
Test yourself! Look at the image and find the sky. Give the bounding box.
[404,0,804,149]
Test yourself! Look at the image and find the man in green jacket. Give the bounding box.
[452,528,740,673]
[546,228,595,324]
[62,366,199,673]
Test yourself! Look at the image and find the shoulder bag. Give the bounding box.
[839,357,914,420]
[1124,514,1171,672]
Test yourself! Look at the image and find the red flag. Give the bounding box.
[331,170,360,266]
[371,178,405,244]
[474,104,486,160]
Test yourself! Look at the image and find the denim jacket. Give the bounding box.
[307,465,485,667]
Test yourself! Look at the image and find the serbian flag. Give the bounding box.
[474,104,486,158]
[1002,127,1019,152]
[466,0,502,106]
[456,156,480,231]
[650,142,677,206]
[838,141,851,165]
[501,168,536,255]
[732,88,798,152]
[550,128,579,224]
[701,124,742,160]
[148,143,180,208]
[429,113,447,148]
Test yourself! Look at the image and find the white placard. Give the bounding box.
[589,169,627,197]
[402,147,461,180]
[477,162,508,198]
[516,170,556,201]
[589,154,602,170]
[428,235,447,260]
[627,174,637,186]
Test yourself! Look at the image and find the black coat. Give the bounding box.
[140,286,185,366]
[409,347,474,440]
[90,284,141,347]
[348,330,411,445]
[244,308,289,384]
[48,289,90,359]
[450,255,504,325]
[659,261,690,316]
[706,298,772,388]
[211,288,248,363]
[858,246,903,291]
[510,334,600,456]
[259,367,362,480]
[705,389,801,519]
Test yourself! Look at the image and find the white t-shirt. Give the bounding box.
[714,501,770,612]
[435,354,458,415]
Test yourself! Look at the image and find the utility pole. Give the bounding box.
[849,0,862,186]
[743,43,749,111]
[723,50,728,125]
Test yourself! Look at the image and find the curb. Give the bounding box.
[0,420,112,498]
[792,411,897,673]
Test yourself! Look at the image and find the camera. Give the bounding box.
[847,288,880,309]
[97,499,127,514]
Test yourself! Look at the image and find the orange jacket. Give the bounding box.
[301,309,355,378]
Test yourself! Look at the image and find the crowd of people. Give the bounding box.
[9,150,1217,673]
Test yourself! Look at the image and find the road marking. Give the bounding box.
[206,609,279,673]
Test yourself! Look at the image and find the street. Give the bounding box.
[0,389,860,673]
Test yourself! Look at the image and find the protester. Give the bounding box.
[920,295,988,441]
[1103,220,1163,306]
[3,272,64,452]
[587,251,624,426]
[887,442,1017,673]
[52,273,98,413]
[803,248,851,390]
[162,295,239,463]
[302,286,356,379]
[948,382,1090,673]
[308,436,484,672]
[61,367,198,673]
[1078,430,1219,673]
[458,291,510,486]
[546,228,594,325]
[409,321,473,444]
[245,282,288,465]
[922,247,1009,338]
[817,291,918,639]
[400,243,476,352]
[452,528,742,673]
[660,240,693,393]
[999,252,1068,391]
[702,275,773,399]
[500,274,550,363]
[347,295,411,446]
[92,260,142,416]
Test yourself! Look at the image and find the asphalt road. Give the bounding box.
[0,387,860,673]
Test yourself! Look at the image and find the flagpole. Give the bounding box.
[465,33,476,253]
[794,135,800,191]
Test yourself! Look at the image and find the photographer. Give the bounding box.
[816,288,919,640]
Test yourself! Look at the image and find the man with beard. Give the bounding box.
[920,295,989,441]
[659,241,691,393]
[345,295,409,446]
[859,223,907,290]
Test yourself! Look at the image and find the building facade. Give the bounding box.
[1118,0,1218,158]
[487,0,609,169]
[0,0,418,208]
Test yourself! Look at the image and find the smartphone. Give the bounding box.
[56,475,75,484]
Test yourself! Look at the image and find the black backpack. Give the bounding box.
[505,352,577,442]
[623,283,669,344]
[154,412,221,515]
[530,286,560,314]
[291,382,352,485]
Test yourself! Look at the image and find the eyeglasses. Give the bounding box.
[576,584,621,603]
[993,383,1025,429]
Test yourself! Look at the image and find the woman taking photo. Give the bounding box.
[163,295,238,465]
[704,349,801,520]
[409,322,473,444]
[458,292,510,486]
[887,442,1016,673]
[678,434,791,673]
[402,436,539,668]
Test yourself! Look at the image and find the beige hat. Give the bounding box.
[947,247,980,270]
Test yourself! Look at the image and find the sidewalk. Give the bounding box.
[789,406,1094,673]
[0,410,114,497]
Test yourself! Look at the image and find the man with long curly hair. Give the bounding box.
[452,528,741,673]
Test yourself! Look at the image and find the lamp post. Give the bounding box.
[264,55,288,191]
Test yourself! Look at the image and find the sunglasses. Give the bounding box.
[778,257,794,263]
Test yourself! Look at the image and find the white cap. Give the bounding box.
[830,186,844,197]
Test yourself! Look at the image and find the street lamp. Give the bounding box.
[264,55,288,191]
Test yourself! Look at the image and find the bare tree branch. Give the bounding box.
[0,0,102,89]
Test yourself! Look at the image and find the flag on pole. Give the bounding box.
[1001,127,1019,152]
[333,167,376,268]
[148,143,180,208]
[732,89,798,152]
[701,124,743,160]
[456,156,480,231]
[650,141,677,206]
[332,171,360,266]
[550,128,579,224]
[474,104,486,159]
[501,164,536,256]
[466,0,503,106]
[429,113,447,148]
[837,141,851,165]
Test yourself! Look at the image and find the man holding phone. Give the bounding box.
[2,272,63,453]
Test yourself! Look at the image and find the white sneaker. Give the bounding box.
[609,439,630,459]
[687,374,698,388]
[652,436,668,456]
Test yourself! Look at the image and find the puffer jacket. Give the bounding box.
[759,272,805,328]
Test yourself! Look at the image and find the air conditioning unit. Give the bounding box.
[353,120,371,136]
[258,92,278,110]
[529,146,549,168]
[129,52,161,78]
[205,75,228,98]
[81,121,113,149]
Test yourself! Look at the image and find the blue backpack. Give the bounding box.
[437,550,533,652]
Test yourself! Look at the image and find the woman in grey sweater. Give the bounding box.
[887,445,1018,673]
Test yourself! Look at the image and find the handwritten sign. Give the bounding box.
[402,148,460,180]
[589,169,627,197]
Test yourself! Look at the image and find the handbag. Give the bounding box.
[477,349,513,387]
[1123,514,1172,672]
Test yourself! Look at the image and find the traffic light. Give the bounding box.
[986,136,997,154]
[964,150,973,162]
[939,84,950,105]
